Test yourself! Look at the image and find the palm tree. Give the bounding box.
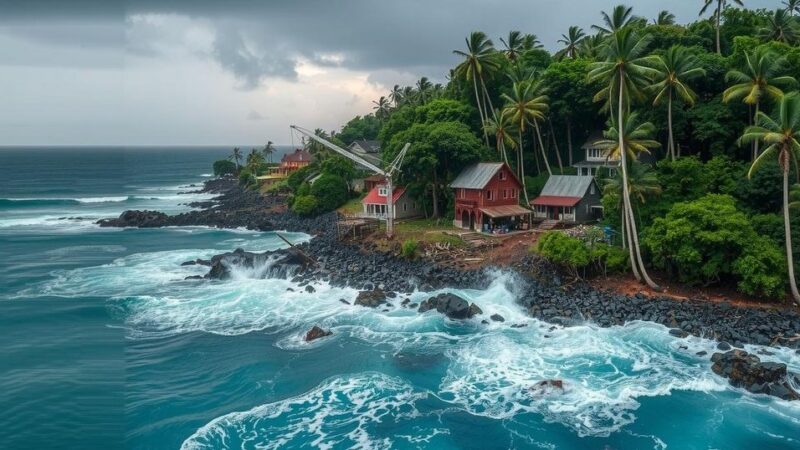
[593,4,636,34]
[723,47,797,159]
[650,46,706,161]
[500,31,525,62]
[654,10,676,25]
[262,141,275,163]
[739,92,800,302]
[372,96,391,119]
[556,26,585,59]
[588,27,660,289]
[502,81,549,204]
[759,9,800,44]
[415,77,433,104]
[603,161,661,247]
[453,31,501,144]
[401,86,416,106]
[246,148,265,177]
[228,147,242,170]
[389,85,403,107]
[483,108,517,166]
[579,34,607,60]
[699,0,744,54]
[785,0,800,16]
[521,33,543,50]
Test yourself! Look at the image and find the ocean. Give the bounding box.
[1,147,799,450]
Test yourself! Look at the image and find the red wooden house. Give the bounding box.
[449,162,532,232]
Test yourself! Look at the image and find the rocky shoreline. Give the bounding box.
[97,177,800,399]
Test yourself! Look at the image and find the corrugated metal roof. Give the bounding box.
[539,175,596,198]
[479,205,532,217]
[449,163,504,189]
[581,131,606,149]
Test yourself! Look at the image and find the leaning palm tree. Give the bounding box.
[502,81,550,203]
[603,161,661,247]
[372,96,391,120]
[228,147,242,170]
[759,8,800,44]
[785,0,800,16]
[482,108,517,166]
[699,0,744,54]
[593,4,637,34]
[650,46,706,161]
[739,92,800,302]
[500,31,525,62]
[723,47,797,159]
[588,27,660,289]
[654,10,676,25]
[453,32,502,144]
[556,26,586,59]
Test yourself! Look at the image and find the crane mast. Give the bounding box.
[289,125,409,238]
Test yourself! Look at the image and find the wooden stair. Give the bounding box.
[538,219,559,230]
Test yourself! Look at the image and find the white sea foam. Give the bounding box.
[181,372,436,450]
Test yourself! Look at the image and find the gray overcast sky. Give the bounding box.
[0,0,778,145]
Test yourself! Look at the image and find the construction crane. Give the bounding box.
[290,125,410,238]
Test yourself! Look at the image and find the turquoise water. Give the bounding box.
[1,148,799,450]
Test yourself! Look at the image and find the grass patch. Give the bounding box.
[338,194,366,214]
[373,218,467,250]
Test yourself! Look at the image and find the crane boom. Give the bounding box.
[290,125,409,238]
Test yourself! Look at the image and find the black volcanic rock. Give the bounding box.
[711,350,799,400]
[304,325,332,342]
[418,293,481,320]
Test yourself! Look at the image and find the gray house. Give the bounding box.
[348,140,381,166]
[573,131,619,177]
[530,175,603,223]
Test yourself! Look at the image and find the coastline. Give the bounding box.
[97,177,800,352]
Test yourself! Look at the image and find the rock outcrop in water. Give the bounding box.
[354,289,387,308]
[418,293,482,320]
[304,325,332,342]
[197,248,310,281]
[711,350,800,400]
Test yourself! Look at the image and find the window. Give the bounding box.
[378,187,387,196]
[502,189,507,199]
[590,184,595,195]
[460,189,465,199]
[403,203,407,212]
[486,190,493,200]
[499,171,507,180]
[511,189,516,198]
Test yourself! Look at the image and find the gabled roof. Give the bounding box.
[282,148,312,163]
[350,140,381,154]
[581,131,606,149]
[539,175,597,198]
[362,185,405,205]
[449,162,512,189]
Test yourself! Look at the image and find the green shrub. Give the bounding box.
[590,242,629,275]
[238,169,256,188]
[291,195,318,216]
[297,182,311,196]
[310,174,349,212]
[266,179,290,193]
[525,173,550,198]
[213,159,237,176]
[535,232,591,275]
[401,239,419,259]
[287,165,314,192]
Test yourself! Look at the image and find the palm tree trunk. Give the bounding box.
[548,120,564,172]
[472,77,489,146]
[783,164,800,302]
[715,2,722,54]
[519,131,531,205]
[500,140,509,166]
[533,120,552,175]
[618,73,659,289]
[567,120,574,166]
[623,208,643,281]
[668,91,675,161]
[432,172,440,218]
[754,101,761,159]
[480,79,497,120]
[621,206,627,249]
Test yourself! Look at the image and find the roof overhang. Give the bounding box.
[531,196,582,207]
[479,204,532,217]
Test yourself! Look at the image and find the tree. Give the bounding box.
[262,141,275,163]
[588,27,660,289]
[654,10,676,25]
[593,4,637,34]
[785,0,800,16]
[758,9,800,44]
[723,47,797,159]
[739,92,800,302]
[603,161,661,247]
[415,77,433,105]
[556,26,585,59]
[500,30,525,62]
[390,84,403,107]
[310,174,349,212]
[699,0,744,54]
[245,148,265,176]
[453,32,501,144]
[483,108,517,166]
[502,80,550,205]
[650,46,706,160]
[373,96,392,120]
[228,147,242,170]
[213,159,237,177]
[579,34,606,60]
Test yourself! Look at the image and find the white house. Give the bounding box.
[361,184,421,219]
